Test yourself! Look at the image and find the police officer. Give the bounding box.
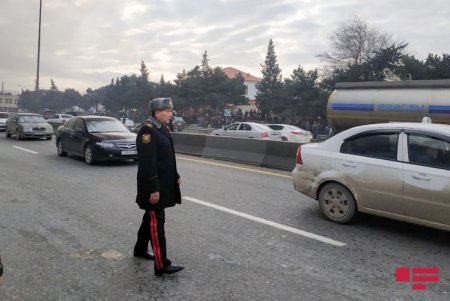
[134,97,184,276]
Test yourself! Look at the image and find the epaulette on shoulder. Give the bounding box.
[144,121,153,128]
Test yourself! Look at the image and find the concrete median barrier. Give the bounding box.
[172,133,206,156]
[262,140,300,171]
[172,133,302,171]
[201,135,268,166]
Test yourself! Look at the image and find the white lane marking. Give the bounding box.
[183,196,346,247]
[12,146,39,154]
[178,156,291,179]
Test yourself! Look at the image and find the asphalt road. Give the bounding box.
[0,136,449,301]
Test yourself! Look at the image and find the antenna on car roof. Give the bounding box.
[421,116,432,123]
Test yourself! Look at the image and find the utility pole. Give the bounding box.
[36,0,42,92]
[34,0,43,113]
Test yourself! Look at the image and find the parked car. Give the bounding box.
[211,122,280,140]
[120,117,134,128]
[5,113,53,140]
[172,116,186,132]
[0,112,10,131]
[292,122,450,232]
[46,114,74,124]
[42,110,57,119]
[133,118,186,134]
[55,116,138,165]
[266,124,312,143]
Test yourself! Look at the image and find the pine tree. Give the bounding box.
[201,50,212,78]
[256,39,283,115]
[50,78,58,91]
[140,60,150,82]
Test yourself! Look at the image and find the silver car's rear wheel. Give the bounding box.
[318,183,357,224]
[84,145,94,165]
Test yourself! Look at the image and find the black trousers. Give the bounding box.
[136,209,171,271]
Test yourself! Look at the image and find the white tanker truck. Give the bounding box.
[327,79,450,132]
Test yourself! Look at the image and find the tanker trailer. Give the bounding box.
[327,79,450,132]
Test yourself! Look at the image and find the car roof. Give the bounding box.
[15,113,41,116]
[266,123,290,126]
[316,122,450,148]
[348,122,450,134]
[302,122,449,151]
[77,115,117,121]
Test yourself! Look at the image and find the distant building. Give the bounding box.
[0,93,19,112]
[223,67,260,113]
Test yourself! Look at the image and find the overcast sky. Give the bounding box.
[1,0,449,93]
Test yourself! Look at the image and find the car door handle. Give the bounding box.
[412,173,431,181]
[342,161,357,168]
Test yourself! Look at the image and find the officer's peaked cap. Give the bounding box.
[149,98,173,112]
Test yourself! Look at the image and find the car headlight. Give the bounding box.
[96,141,115,148]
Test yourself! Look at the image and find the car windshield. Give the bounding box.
[19,115,46,123]
[86,119,130,133]
[0,113,9,118]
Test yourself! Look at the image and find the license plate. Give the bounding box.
[121,150,137,155]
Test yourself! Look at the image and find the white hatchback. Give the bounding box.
[211,122,280,140]
[292,122,450,232]
[266,124,312,143]
[46,114,74,124]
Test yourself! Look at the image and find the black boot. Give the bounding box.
[155,264,184,276]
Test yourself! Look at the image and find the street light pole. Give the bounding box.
[36,0,42,92]
[34,0,42,113]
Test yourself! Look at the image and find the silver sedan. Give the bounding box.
[292,122,450,231]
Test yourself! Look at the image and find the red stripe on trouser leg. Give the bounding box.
[150,212,163,270]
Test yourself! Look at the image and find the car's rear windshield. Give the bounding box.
[86,119,130,133]
[268,125,283,130]
[0,113,10,118]
[19,115,46,123]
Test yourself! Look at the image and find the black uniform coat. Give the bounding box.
[136,116,181,211]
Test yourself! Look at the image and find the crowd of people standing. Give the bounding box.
[180,108,333,138]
